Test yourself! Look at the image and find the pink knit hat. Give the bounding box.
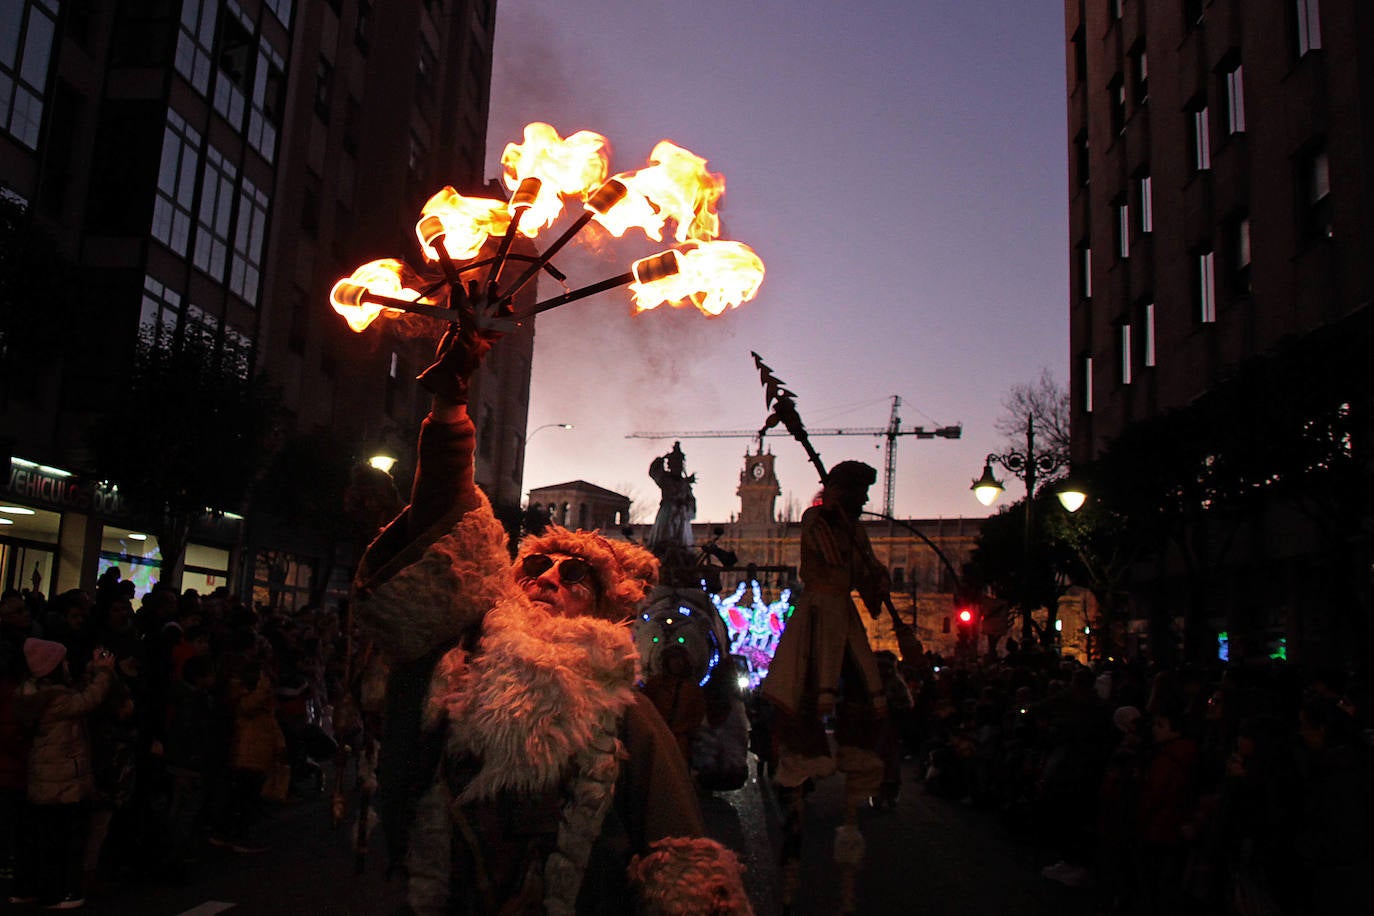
[23,638,67,679]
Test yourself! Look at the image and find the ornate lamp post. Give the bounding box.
[971,415,1085,645]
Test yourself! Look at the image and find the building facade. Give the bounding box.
[0,1,532,608]
[527,480,632,534]
[1065,0,1374,661]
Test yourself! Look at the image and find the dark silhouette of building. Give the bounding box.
[1065,0,1374,663]
[0,1,533,606]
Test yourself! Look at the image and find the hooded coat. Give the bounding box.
[15,667,114,804]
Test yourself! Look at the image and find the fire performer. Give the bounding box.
[351,304,751,915]
[760,460,890,916]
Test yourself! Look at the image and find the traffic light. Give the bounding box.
[954,606,979,652]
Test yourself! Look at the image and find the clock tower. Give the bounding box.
[737,450,780,526]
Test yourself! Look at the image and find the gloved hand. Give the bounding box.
[416,282,505,402]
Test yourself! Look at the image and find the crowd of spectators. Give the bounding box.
[893,639,1373,916]
[0,573,344,910]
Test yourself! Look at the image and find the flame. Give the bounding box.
[500,122,610,233]
[329,259,430,332]
[630,241,765,316]
[415,187,511,262]
[594,141,725,243]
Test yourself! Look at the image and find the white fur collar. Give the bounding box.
[428,596,640,803]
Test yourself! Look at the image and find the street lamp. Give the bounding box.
[524,422,573,445]
[971,415,1084,645]
[367,453,398,474]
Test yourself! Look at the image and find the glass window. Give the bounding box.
[213,2,253,130]
[152,110,202,256]
[230,177,269,305]
[1083,357,1094,413]
[1139,174,1153,232]
[1300,146,1332,239]
[1197,250,1216,323]
[1233,217,1252,294]
[1143,302,1156,367]
[1295,0,1322,56]
[1119,322,1132,385]
[0,1,56,149]
[1116,200,1130,259]
[1191,106,1211,172]
[193,146,237,280]
[248,38,285,162]
[138,274,183,343]
[1225,63,1245,134]
[175,0,217,95]
[264,0,293,27]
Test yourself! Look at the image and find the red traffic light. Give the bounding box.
[958,608,974,624]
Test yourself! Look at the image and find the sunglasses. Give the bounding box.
[519,554,595,588]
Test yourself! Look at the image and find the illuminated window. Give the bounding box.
[152,110,202,256]
[176,0,217,95]
[0,0,57,149]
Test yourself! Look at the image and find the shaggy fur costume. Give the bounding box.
[357,499,749,913]
[628,836,753,915]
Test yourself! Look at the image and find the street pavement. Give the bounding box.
[3,757,1096,915]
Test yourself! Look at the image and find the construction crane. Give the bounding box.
[626,396,961,516]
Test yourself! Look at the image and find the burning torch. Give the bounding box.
[329,124,765,346]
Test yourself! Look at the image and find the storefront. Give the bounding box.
[3,456,241,601]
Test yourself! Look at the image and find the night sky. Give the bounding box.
[484,0,1069,524]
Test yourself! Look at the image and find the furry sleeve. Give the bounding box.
[627,836,753,915]
[356,493,512,663]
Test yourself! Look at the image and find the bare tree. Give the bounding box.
[995,368,1070,468]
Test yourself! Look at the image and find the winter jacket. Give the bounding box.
[228,671,284,773]
[15,667,115,804]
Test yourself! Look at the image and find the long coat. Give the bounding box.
[15,668,114,804]
[761,504,886,720]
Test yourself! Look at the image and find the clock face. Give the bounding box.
[751,462,766,480]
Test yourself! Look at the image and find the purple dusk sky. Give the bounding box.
[485,0,1069,524]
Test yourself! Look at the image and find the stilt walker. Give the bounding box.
[752,353,901,915]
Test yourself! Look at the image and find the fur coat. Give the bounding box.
[357,491,751,914]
